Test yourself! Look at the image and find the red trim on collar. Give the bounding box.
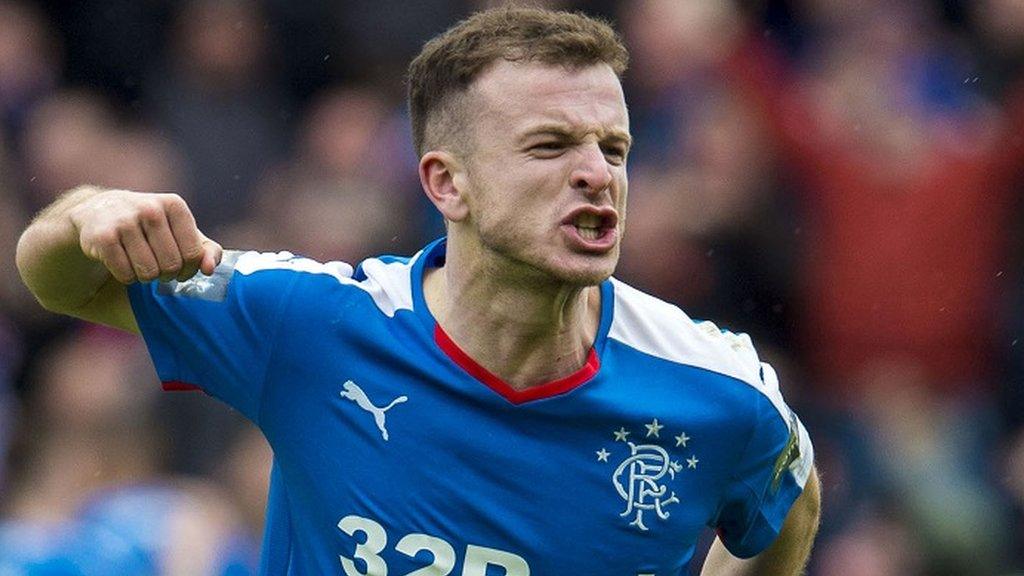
[433,323,599,405]
[162,380,202,392]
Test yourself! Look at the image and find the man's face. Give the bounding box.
[457,61,631,286]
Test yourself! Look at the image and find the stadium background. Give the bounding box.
[1,0,1023,573]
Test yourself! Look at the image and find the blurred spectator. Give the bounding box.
[19,90,117,209]
[0,482,258,575]
[216,426,272,541]
[716,2,1022,572]
[619,0,745,166]
[19,89,182,209]
[854,360,1011,575]
[3,327,162,522]
[235,85,423,260]
[102,125,185,193]
[42,0,171,105]
[0,0,59,141]
[260,0,339,102]
[145,0,290,233]
[329,0,465,91]
[968,0,1024,96]
[1003,430,1024,567]
[293,86,415,193]
[76,482,259,575]
[728,0,1019,401]
[622,1,1024,573]
[811,507,926,576]
[1,326,260,574]
[619,83,799,349]
[0,130,33,319]
[0,520,127,575]
[972,0,1024,432]
[253,176,394,262]
[0,134,25,492]
[618,1,800,353]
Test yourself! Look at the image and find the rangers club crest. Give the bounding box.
[595,420,699,532]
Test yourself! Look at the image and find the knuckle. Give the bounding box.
[91,229,121,247]
[136,203,164,226]
[181,243,204,262]
[162,255,184,272]
[113,215,138,234]
[162,194,192,218]
[162,193,186,209]
[135,263,159,281]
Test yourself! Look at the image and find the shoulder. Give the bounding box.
[227,249,419,318]
[607,277,801,449]
[607,277,764,390]
[607,280,815,502]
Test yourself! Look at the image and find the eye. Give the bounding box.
[601,144,627,165]
[532,142,565,151]
[528,139,569,156]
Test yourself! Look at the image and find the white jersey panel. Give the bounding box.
[608,278,762,385]
[608,279,783,408]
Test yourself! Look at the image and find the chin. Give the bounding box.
[558,270,613,287]
[544,254,618,287]
[481,233,619,286]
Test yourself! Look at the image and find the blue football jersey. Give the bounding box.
[127,237,813,575]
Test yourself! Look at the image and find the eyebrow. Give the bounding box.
[518,123,633,147]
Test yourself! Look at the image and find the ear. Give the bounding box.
[419,151,470,223]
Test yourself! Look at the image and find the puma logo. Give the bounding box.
[340,380,408,441]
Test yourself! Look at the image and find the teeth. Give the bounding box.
[577,227,600,240]
[574,212,603,228]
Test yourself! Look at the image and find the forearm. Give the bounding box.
[17,185,220,332]
[16,185,116,313]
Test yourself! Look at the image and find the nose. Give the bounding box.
[570,143,613,196]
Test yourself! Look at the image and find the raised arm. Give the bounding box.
[702,467,821,576]
[15,185,222,333]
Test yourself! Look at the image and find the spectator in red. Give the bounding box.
[727,0,1020,402]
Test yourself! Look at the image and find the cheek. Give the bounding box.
[468,158,573,234]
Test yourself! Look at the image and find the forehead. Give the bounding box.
[470,61,629,138]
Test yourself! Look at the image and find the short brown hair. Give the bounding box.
[407,7,629,157]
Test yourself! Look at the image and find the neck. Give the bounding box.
[424,239,602,390]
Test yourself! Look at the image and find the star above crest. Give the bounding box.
[645,418,664,438]
[674,432,690,447]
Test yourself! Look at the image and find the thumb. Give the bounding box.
[198,236,223,276]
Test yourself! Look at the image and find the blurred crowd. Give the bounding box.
[1,0,1023,574]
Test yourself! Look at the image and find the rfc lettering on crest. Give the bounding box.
[613,442,680,531]
[596,419,698,532]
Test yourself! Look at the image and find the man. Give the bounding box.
[17,7,819,575]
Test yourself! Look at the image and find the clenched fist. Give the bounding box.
[68,190,223,284]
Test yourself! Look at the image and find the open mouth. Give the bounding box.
[563,207,619,246]
[574,211,606,239]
